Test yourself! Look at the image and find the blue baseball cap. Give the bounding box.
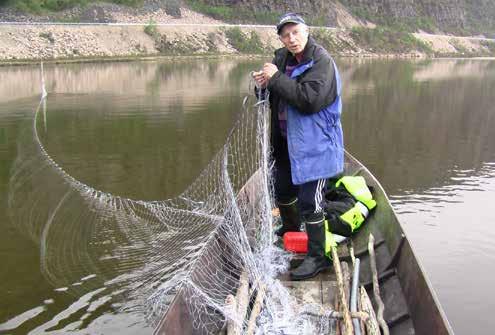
[276,13,306,35]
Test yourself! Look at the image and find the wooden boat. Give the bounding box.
[155,151,454,335]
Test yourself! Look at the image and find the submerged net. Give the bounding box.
[8,66,337,334]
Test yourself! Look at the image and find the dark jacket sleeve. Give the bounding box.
[267,49,337,114]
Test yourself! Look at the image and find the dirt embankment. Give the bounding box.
[0,24,278,62]
[0,5,494,63]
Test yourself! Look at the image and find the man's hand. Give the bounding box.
[252,70,267,88]
[252,63,279,88]
[262,63,278,81]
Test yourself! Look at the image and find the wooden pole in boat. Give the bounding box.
[245,282,266,335]
[334,280,341,335]
[331,247,353,335]
[349,240,356,265]
[356,288,367,334]
[236,271,250,329]
[368,234,390,335]
[302,308,370,321]
[359,286,380,335]
[226,271,249,335]
[349,241,366,334]
[341,261,353,334]
[225,294,238,335]
[336,311,369,321]
[342,261,350,300]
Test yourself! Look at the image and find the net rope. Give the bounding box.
[7,66,337,334]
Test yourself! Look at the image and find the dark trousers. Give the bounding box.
[273,140,326,217]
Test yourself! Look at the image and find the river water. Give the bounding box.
[0,58,494,334]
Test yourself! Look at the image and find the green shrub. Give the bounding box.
[112,0,142,6]
[311,28,341,53]
[481,40,495,55]
[155,35,200,55]
[414,16,436,33]
[164,0,181,18]
[206,31,219,52]
[346,4,440,34]
[15,0,87,12]
[144,19,159,39]
[350,26,433,54]
[39,31,55,43]
[347,6,378,23]
[449,39,471,54]
[307,15,327,27]
[186,0,279,24]
[224,27,265,54]
[10,0,142,13]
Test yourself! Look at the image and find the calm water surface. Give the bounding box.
[0,58,494,334]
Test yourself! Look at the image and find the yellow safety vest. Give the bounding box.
[336,176,376,232]
[324,176,377,258]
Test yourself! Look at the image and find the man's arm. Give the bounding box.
[267,54,337,114]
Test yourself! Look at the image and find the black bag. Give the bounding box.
[322,179,357,237]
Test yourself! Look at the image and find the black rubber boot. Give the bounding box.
[290,212,331,280]
[275,198,301,237]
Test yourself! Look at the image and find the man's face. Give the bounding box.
[279,23,309,55]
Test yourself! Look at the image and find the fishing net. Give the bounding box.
[8,65,337,334]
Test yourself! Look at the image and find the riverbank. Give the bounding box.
[1,22,494,65]
[2,0,495,63]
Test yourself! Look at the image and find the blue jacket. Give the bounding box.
[267,37,344,185]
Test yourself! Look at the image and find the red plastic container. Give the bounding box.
[283,232,308,253]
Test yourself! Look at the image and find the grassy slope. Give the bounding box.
[4,0,141,13]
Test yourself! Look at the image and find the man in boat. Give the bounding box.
[253,13,344,280]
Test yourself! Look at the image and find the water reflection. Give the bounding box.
[390,162,495,333]
[413,59,495,82]
[0,58,495,334]
[0,59,256,103]
[341,58,495,197]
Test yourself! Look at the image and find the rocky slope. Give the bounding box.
[191,0,495,36]
[0,1,217,24]
[2,0,494,36]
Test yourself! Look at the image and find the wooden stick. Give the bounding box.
[356,285,366,334]
[226,271,249,335]
[338,311,369,321]
[368,234,390,335]
[331,247,353,335]
[236,271,250,329]
[342,261,350,301]
[341,261,353,335]
[245,283,266,335]
[359,286,380,335]
[349,239,356,265]
[302,309,370,321]
[334,278,341,335]
[348,239,365,334]
[225,294,238,335]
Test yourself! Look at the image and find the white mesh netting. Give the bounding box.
[8,66,337,334]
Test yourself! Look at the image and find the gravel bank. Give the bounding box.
[0,3,494,64]
[0,24,283,62]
